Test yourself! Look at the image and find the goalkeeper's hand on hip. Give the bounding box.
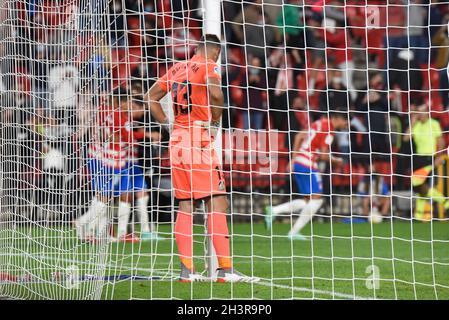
[193,120,220,140]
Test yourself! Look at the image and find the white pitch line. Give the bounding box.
[12,254,374,300]
[255,281,373,300]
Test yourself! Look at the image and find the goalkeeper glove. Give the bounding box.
[193,120,221,139]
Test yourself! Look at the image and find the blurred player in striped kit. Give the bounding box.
[264,108,348,240]
[75,89,162,242]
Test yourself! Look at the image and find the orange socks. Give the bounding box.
[175,210,232,272]
[208,212,232,270]
[174,211,193,271]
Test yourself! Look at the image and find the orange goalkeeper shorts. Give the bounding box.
[169,127,226,200]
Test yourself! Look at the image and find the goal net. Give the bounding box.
[1,0,449,300]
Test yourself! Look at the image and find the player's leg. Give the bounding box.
[288,165,324,239]
[110,164,138,242]
[205,195,231,270]
[116,191,139,241]
[265,200,308,230]
[361,194,371,218]
[288,194,323,239]
[131,165,150,234]
[411,156,449,219]
[415,183,429,220]
[75,159,111,240]
[170,132,206,281]
[76,193,109,240]
[369,179,392,224]
[131,166,165,241]
[363,176,384,224]
[205,195,259,283]
[135,189,165,241]
[189,142,257,282]
[412,157,449,219]
[173,193,208,281]
[194,149,258,282]
[264,162,308,230]
[415,181,449,220]
[379,195,391,216]
[356,176,372,220]
[426,184,449,210]
[113,164,146,242]
[266,199,307,217]
[135,190,150,231]
[412,156,432,220]
[190,144,230,268]
[175,199,206,282]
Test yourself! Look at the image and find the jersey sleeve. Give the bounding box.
[205,61,221,81]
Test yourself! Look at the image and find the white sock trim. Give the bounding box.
[288,199,323,236]
[137,195,151,233]
[77,197,106,224]
[77,197,107,238]
[272,199,307,215]
[117,201,131,238]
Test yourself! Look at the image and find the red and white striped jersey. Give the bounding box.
[88,106,145,169]
[294,117,334,170]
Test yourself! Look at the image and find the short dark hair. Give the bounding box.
[198,34,221,50]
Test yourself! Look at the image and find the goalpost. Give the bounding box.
[0,0,114,299]
[1,0,449,300]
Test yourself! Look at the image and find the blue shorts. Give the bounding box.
[293,163,323,195]
[88,159,148,197]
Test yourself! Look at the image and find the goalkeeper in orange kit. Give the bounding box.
[146,34,259,283]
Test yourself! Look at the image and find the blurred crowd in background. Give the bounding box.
[3,0,449,219]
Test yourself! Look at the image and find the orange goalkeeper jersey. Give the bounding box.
[156,54,221,128]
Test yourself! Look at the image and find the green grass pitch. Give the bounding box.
[2,220,449,299]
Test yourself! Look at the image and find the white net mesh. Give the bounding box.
[0,0,449,300]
